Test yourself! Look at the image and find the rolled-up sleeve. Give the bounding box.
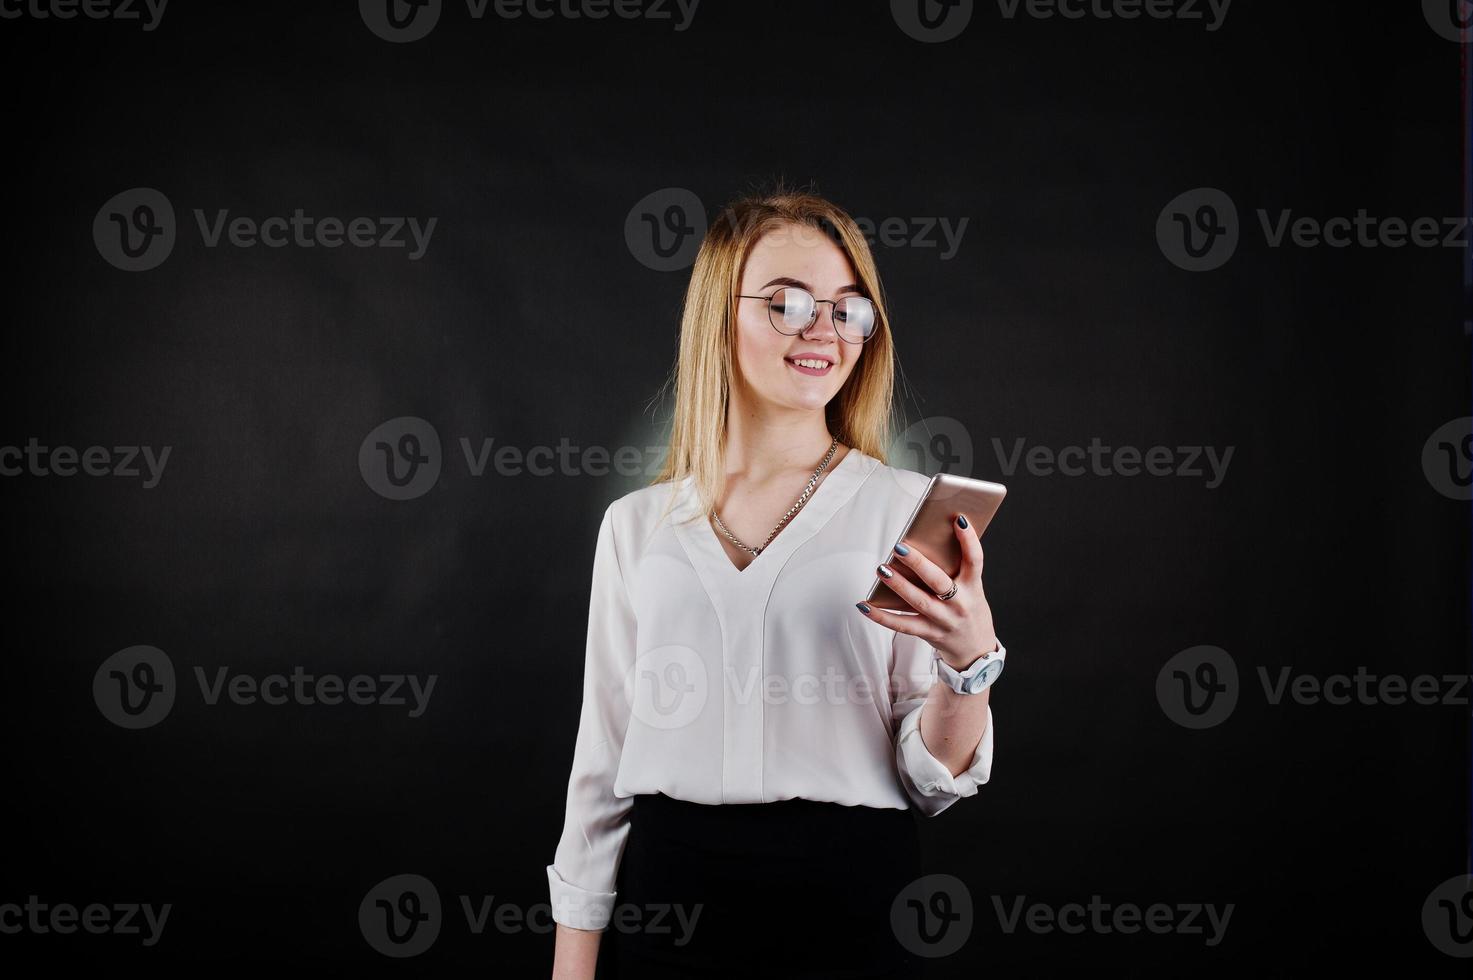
[890,628,996,817]
[546,503,638,930]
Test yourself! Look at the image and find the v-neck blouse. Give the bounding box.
[545,447,999,931]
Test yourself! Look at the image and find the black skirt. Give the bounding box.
[596,792,924,979]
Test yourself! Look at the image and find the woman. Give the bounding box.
[547,186,1007,978]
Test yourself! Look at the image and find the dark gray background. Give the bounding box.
[1,0,1468,973]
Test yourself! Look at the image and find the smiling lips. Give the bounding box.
[785,355,834,376]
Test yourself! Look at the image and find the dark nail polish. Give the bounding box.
[957,514,969,529]
[877,564,894,579]
[856,602,871,613]
[893,543,910,556]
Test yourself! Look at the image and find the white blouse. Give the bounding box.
[545,447,999,931]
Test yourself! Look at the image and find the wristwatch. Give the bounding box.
[934,640,1006,695]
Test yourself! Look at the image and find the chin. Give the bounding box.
[783,392,835,412]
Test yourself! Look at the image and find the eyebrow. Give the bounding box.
[758,276,867,297]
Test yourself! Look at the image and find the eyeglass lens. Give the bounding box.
[767,287,876,342]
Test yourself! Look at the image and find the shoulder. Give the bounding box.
[596,478,688,548]
[854,451,932,511]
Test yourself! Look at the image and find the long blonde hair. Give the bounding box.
[649,183,902,524]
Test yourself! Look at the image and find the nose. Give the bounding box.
[800,302,841,343]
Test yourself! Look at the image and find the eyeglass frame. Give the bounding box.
[736,287,880,345]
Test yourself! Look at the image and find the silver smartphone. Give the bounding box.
[864,472,1007,612]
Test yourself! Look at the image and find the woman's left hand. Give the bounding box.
[857,512,998,669]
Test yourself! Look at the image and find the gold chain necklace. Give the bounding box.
[709,436,840,557]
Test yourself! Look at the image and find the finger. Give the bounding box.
[873,559,950,624]
[953,512,985,578]
[888,538,955,598]
[856,601,944,645]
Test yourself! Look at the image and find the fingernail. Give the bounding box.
[856,602,871,613]
[876,564,894,579]
[893,543,910,556]
[957,514,969,529]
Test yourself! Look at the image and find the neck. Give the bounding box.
[720,399,838,481]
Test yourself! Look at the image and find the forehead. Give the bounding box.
[741,222,857,285]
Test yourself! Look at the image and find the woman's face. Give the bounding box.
[733,221,865,417]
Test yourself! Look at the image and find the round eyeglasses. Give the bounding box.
[738,287,879,345]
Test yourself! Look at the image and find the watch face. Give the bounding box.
[964,660,1003,694]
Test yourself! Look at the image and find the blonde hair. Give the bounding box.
[649,181,901,525]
